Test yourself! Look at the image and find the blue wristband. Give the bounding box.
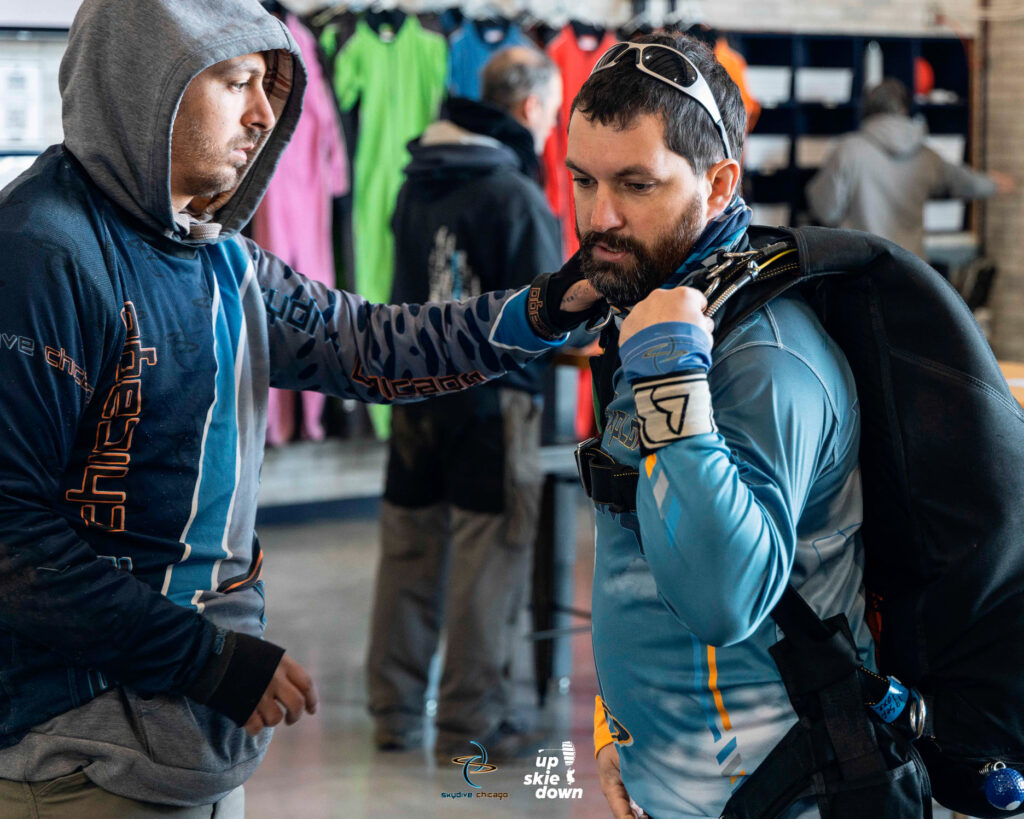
[620,322,712,384]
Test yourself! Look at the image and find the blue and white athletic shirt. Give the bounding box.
[592,294,874,818]
[0,145,559,803]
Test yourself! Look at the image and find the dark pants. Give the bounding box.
[367,388,542,747]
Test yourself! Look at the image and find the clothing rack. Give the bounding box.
[309,1,656,31]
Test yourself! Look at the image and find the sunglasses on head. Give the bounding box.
[589,42,734,161]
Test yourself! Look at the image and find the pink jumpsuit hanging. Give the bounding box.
[253,13,349,445]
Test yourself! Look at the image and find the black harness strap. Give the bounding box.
[589,319,620,435]
[822,674,887,782]
[719,719,828,819]
[723,597,896,818]
[770,597,888,778]
[574,437,638,514]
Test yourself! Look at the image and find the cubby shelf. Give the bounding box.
[732,30,973,233]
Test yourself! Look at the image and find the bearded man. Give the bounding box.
[569,34,870,819]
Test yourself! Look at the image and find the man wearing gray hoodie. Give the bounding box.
[807,78,1012,260]
[0,0,599,815]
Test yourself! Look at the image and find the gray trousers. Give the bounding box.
[367,389,542,747]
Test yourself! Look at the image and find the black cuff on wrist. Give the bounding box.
[183,627,236,703]
[187,630,285,726]
[527,280,563,341]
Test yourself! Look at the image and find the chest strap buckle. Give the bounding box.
[574,437,640,514]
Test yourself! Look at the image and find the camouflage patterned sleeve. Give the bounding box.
[248,238,564,403]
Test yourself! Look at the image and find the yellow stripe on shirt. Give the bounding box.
[707,645,732,732]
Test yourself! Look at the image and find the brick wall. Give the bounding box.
[983,1,1024,358]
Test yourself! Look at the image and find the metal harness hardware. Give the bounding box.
[581,239,799,334]
[700,240,797,318]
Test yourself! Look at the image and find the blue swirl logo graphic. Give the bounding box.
[449,740,498,788]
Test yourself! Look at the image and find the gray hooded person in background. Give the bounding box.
[807,77,1013,260]
[0,0,597,815]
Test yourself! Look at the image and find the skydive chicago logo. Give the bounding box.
[527,741,583,800]
[454,741,498,788]
[441,740,508,802]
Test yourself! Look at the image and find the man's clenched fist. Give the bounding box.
[619,286,713,346]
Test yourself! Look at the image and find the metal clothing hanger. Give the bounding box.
[619,0,654,40]
[365,3,408,40]
[569,18,607,48]
[664,0,707,30]
[311,2,352,28]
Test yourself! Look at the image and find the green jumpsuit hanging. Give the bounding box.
[331,16,447,436]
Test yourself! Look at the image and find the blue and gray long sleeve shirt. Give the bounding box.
[593,291,873,818]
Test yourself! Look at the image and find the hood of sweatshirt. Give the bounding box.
[59,0,307,244]
[860,113,928,159]
[404,97,540,185]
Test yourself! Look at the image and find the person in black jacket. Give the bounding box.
[366,46,563,760]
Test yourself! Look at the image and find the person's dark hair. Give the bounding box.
[684,23,720,50]
[862,77,912,118]
[572,31,746,175]
[481,47,558,115]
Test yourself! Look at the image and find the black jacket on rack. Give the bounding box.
[390,97,562,397]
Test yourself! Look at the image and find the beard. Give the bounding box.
[171,119,261,201]
[576,192,705,307]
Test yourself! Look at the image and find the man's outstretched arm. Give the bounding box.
[248,238,601,402]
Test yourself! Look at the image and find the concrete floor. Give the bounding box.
[241,505,962,819]
[244,507,604,819]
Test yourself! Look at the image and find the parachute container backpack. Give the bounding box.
[694,227,1024,819]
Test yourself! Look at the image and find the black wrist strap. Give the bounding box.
[527,279,563,340]
[187,631,285,725]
